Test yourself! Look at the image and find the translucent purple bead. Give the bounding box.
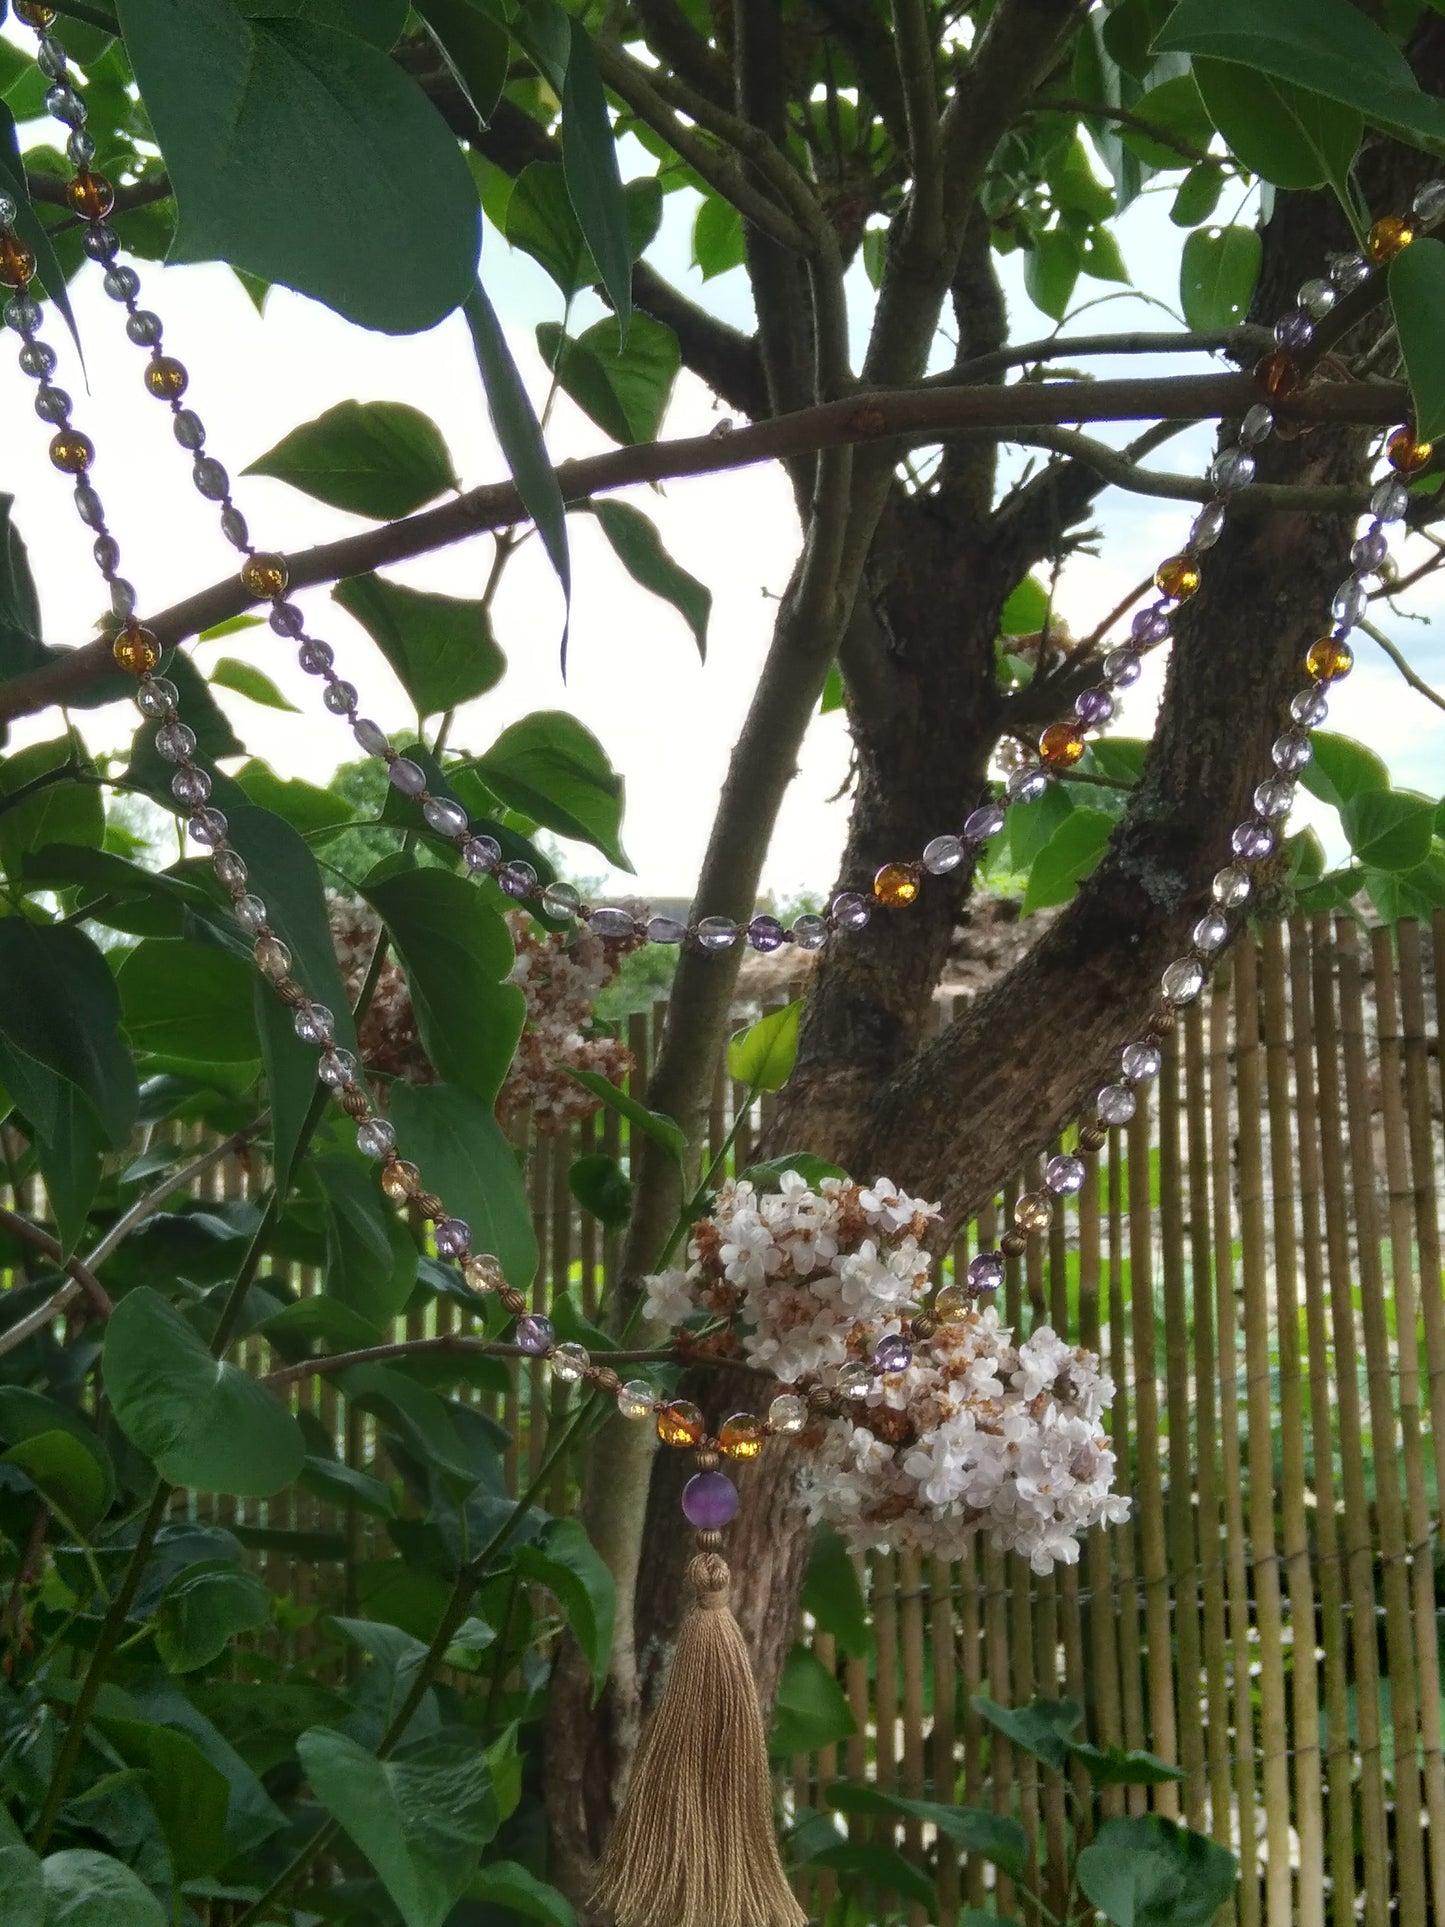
[747,915,785,952]
[590,905,637,938]
[1162,958,1205,1006]
[1131,607,1171,645]
[697,915,739,951]
[1330,576,1369,627]
[967,1252,1004,1293]
[1231,820,1275,861]
[515,1313,555,1356]
[500,861,538,898]
[682,1470,738,1529]
[923,834,965,874]
[1209,448,1255,492]
[434,1217,470,1259]
[1044,1154,1086,1195]
[423,796,468,838]
[1103,648,1142,687]
[1074,688,1114,726]
[1097,1083,1137,1126]
[353,717,390,756]
[1290,688,1329,728]
[462,834,501,873]
[1121,1041,1161,1082]
[791,914,828,951]
[872,1334,912,1375]
[1239,403,1274,446]
[357,1118,396,1160]
[831,892,871,931]
[1006,765,1048,804]
[186,807,228,847]
[1274,310,1314,351]
[1272,732,1311,773]
[1253,778,1294,820]
[1190,501,1227,550]
[647,914,687,944]
[963,802,1005,841]
[297,639,334,675]
[1351,527,1389,571]
[388,757,427,798]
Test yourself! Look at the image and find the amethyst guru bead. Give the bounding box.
[681,1470,739,1529]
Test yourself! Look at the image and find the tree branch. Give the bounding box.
[0,371,1404,727]
[25,170,172,216]
[626,0,731,105]
[0,1208,111,1330]
[1358,617,1445,715]
[894,0,943,252]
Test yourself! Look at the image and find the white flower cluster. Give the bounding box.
[644,1172,1128,1573]
[500,911,640,1130]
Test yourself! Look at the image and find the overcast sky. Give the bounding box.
[4,64,1442,901]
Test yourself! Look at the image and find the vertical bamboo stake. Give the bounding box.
[1183,998,1231,1856]
[1286,920,1355,1927]
[1398,920,1445,1534]
[1310,917,1389,1927]
[983,1533,1017,1920]
[930,1552,960,1925]
[576,1111,599,1322]
[956,1538,987,1911]
[1106,1121,1148,1799]
[1158,1030,1205,1825]
[872,1547,901,1916]
[1208,961,1260,1924]
[1126,1093,1179,1811]
[1337,921,1426,1925]
[898,1548,928,1924]
[1079,1154,1126,1817]
[1369,925,1445,1917]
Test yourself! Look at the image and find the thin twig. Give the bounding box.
[83,1120,265,1271]
[1357,617,1445,716]
[264,1335,755,1390]
[0,1208,111,1320]
[1035,95,1217,168]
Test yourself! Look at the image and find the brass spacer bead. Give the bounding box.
[694,1529,724,1553]
[273,978,306,1007]
[1078,1122,1109,1154]
[911,1314,937,1341]
[806,1384,836,1412]
[694,1447,720,1472]
[498,1285,527,1315]
[414,1192,446,1221]
[340,1088,371,1119]
[1146,1002,1177,1038]
[1000,1227,1029,1258]
[589,1365,622,1396]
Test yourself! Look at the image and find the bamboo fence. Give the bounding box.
[7,910,1444,1923]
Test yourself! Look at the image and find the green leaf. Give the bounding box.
[417,0,508,129]
[536,313,680,445]
[334,572,505,716]
[0,492,44,683]
[562,17,632,335]
[297,1726,499,1927]
[999,575,1051,634]
[1,1431,109,1535]
[471,710,630,869]
[389,1081,539,1287]
[104,1286,306,1497]
[300,1453,396,1518]
[823,1783,1029,1880]
[0,1826,42,1927]
[153,1560,272,1672]
[208,656,300,712]
[1077,1814,1238,1926]
[0,921,135,1145]
[565,1069,686,1167]
[242,399,457,518]
[1021,807,1113,914]
[236,760,356,834]
[1049,138,1115,221]
[1340,789,1437,870]
[362,866,526,1105]
[514,1517,615,1699]
[590,500,711,660]
[1156,0,1445,159]
[568,1152,632,1229]
[0,737,102,884]
[801,1523,872,1658]
[1170,162,1225,227]
[1363,852,1445,923]
[1081,224,1130,284]
[693,193,746,278]
[91,1716,236,1877]
[0,102,82,361]
[771,1644,858,1757]
[39,1850,166,1927]
[464,280,571,645]
[1194,58,1360,193]
[972,1693,1083,1771]
[0,1388,115,1522]
[1299,731,1389,809]
[313,1154,419,1326]
[1023,226,1080,319]
[115,940,261,1068]
[727,998,803,1092]
[469,1861,577,1927]
[740,1153,849,1190]
[1391,237,1445,443]
[1117,74,1213,169]
[503,162,661,300]
[802,1840,936,1908]
[1068,1741,1187,1786]
[1179,224,1262,331]
[117,0,480,332]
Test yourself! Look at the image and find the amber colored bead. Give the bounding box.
[112,621,161,675]
[48,428,94,474]
[1306,635,1354,682]
[0,235,36,288]
[14,3,56,26]
[873,861,922,909]
[1367,215,1415,264]
[1078,1122,1109,1154]
[1039,722,1086,769]
[1386,425,1433,474]
[144,355,189,400]
[1253,351,1300,400]
[1000,1228,1029,1258]
[718,1412,765,1461]
[1154,554,1201,601]
[656,1399,705,1448]
[241,551,289,598]
[65,171,115,221]
[380,1158,420,1201]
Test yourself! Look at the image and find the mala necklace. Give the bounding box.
[0,9,1436,1923]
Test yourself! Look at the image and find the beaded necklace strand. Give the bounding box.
[0,0,1435,1532]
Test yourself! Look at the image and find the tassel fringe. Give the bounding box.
[591,1551,806,1927]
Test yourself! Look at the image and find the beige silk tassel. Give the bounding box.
[591,1550,806,1927]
